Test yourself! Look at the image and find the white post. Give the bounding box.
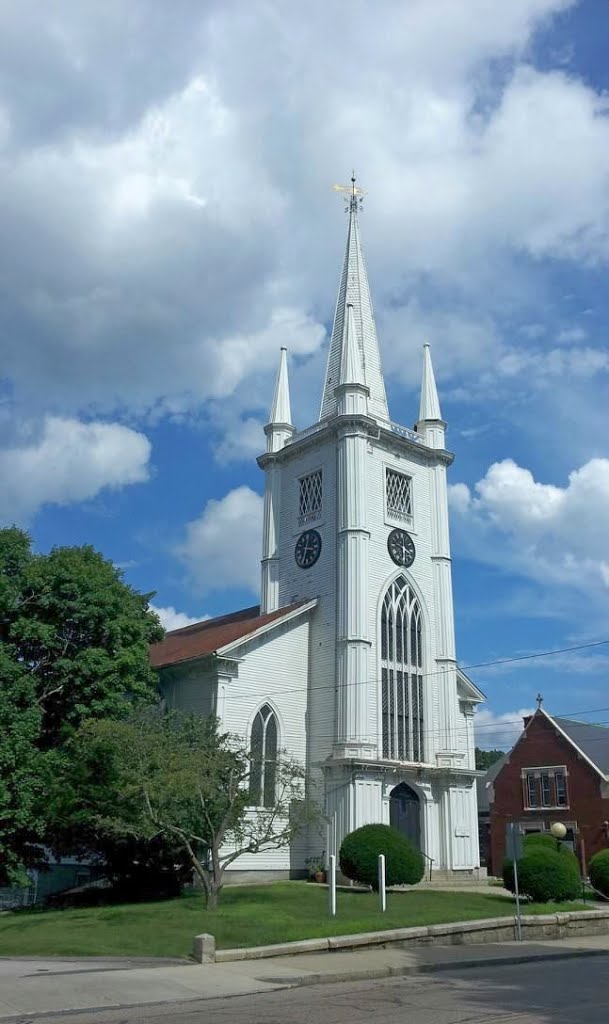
[378,854,386,912]
[329,854,336,917]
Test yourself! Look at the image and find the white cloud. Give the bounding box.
[150,604,209,631]
[177,485,263,595]
[450,457,609,595]
[2,0,607,454]
[475,706,534,750]
[0,416,151,523]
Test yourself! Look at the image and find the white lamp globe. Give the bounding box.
[550,821,567,840]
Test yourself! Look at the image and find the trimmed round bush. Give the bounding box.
[522,832,560,852]
[339,823,425,890]
[508,847,581,903]
[503,833,579,895]
[589,849,609,897]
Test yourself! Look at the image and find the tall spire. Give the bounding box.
[319,176,389,422]
[265,347,294,452]
[418,343,442,421]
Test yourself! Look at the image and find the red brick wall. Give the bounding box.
[489,712,609,875]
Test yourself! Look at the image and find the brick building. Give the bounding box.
[487,707,609,876]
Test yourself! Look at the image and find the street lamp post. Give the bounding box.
[550,820,567,852]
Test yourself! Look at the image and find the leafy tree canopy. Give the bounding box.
[0,527,164,883]
[475,747,505,771]
[0,527,163,748]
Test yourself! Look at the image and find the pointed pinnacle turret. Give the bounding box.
[319,179,389,422]
[419,343,442,422]
[339,303,365,386]
[265,347,294,452]
[270,347,292,425]
[417,343,445,450]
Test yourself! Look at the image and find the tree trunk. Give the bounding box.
[205,886,219,911]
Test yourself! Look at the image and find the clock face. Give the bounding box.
[387,528,416,568]
[294,529,322,569]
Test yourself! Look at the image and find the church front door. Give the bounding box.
[389,783,421,849]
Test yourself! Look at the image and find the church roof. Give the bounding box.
[150,600,312,669]
[319,186,389,422]
[551,715,609,777]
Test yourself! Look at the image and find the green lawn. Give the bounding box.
[0,883,588,959]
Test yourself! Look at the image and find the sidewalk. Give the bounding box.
[1,936,609,1019]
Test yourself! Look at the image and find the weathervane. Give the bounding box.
[332,171,367,213]
[536,693,544,709]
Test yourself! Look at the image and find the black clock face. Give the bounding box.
[387,528,416,567]
[294,529,322,569]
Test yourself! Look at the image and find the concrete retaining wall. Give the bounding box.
[194,909,609,963]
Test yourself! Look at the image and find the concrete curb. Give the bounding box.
[211,908,609,962]
[260,946,609,988]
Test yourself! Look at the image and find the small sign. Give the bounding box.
[506,822,523,861]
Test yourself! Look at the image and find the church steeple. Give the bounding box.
[319,178,389,423]
[264,347,294,452]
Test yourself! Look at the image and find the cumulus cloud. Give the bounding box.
[450,457,609,595]
[475,707,534,750]
[0,416,151,523]
[150,604,209,631]
[176,486,263,595]
[2,0,607,452]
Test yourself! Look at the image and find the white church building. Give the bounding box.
[151,183,485,878]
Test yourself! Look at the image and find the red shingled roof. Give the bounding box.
[150,601,309,669]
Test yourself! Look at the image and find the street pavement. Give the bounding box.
[0,936,608,1020]
[3,954,609,1024]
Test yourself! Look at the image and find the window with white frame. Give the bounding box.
[522,767,569,810]
[249,704,278,808]
[298,470,322,526]
[385,468,412,523]
[381,576,424,762]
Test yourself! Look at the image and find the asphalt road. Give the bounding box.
[19,955,609,1024]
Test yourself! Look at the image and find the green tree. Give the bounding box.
[65,711,317,909]
[0,528,163,748]
[0,527,164,882]
[475,747,505,771]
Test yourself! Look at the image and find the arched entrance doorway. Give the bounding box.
[390,783,421,849]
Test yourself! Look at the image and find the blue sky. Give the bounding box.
[2,0,609,749]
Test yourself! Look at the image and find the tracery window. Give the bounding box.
[298,470,322,526]
[249,704,278,807]
[381,576,424,761]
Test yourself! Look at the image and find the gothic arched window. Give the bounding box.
[249,704,278,807]
[381,577,424,762]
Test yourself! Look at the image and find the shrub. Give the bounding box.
[523,832,559,852]
[339,824,424,890]
[503,833,579,894]
[504,847,580,903]
[589,849,609,897]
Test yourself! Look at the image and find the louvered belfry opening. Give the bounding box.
[381,576,424,762]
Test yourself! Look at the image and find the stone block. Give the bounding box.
[193,932,216,963]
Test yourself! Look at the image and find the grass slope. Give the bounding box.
[0,883,588,959]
